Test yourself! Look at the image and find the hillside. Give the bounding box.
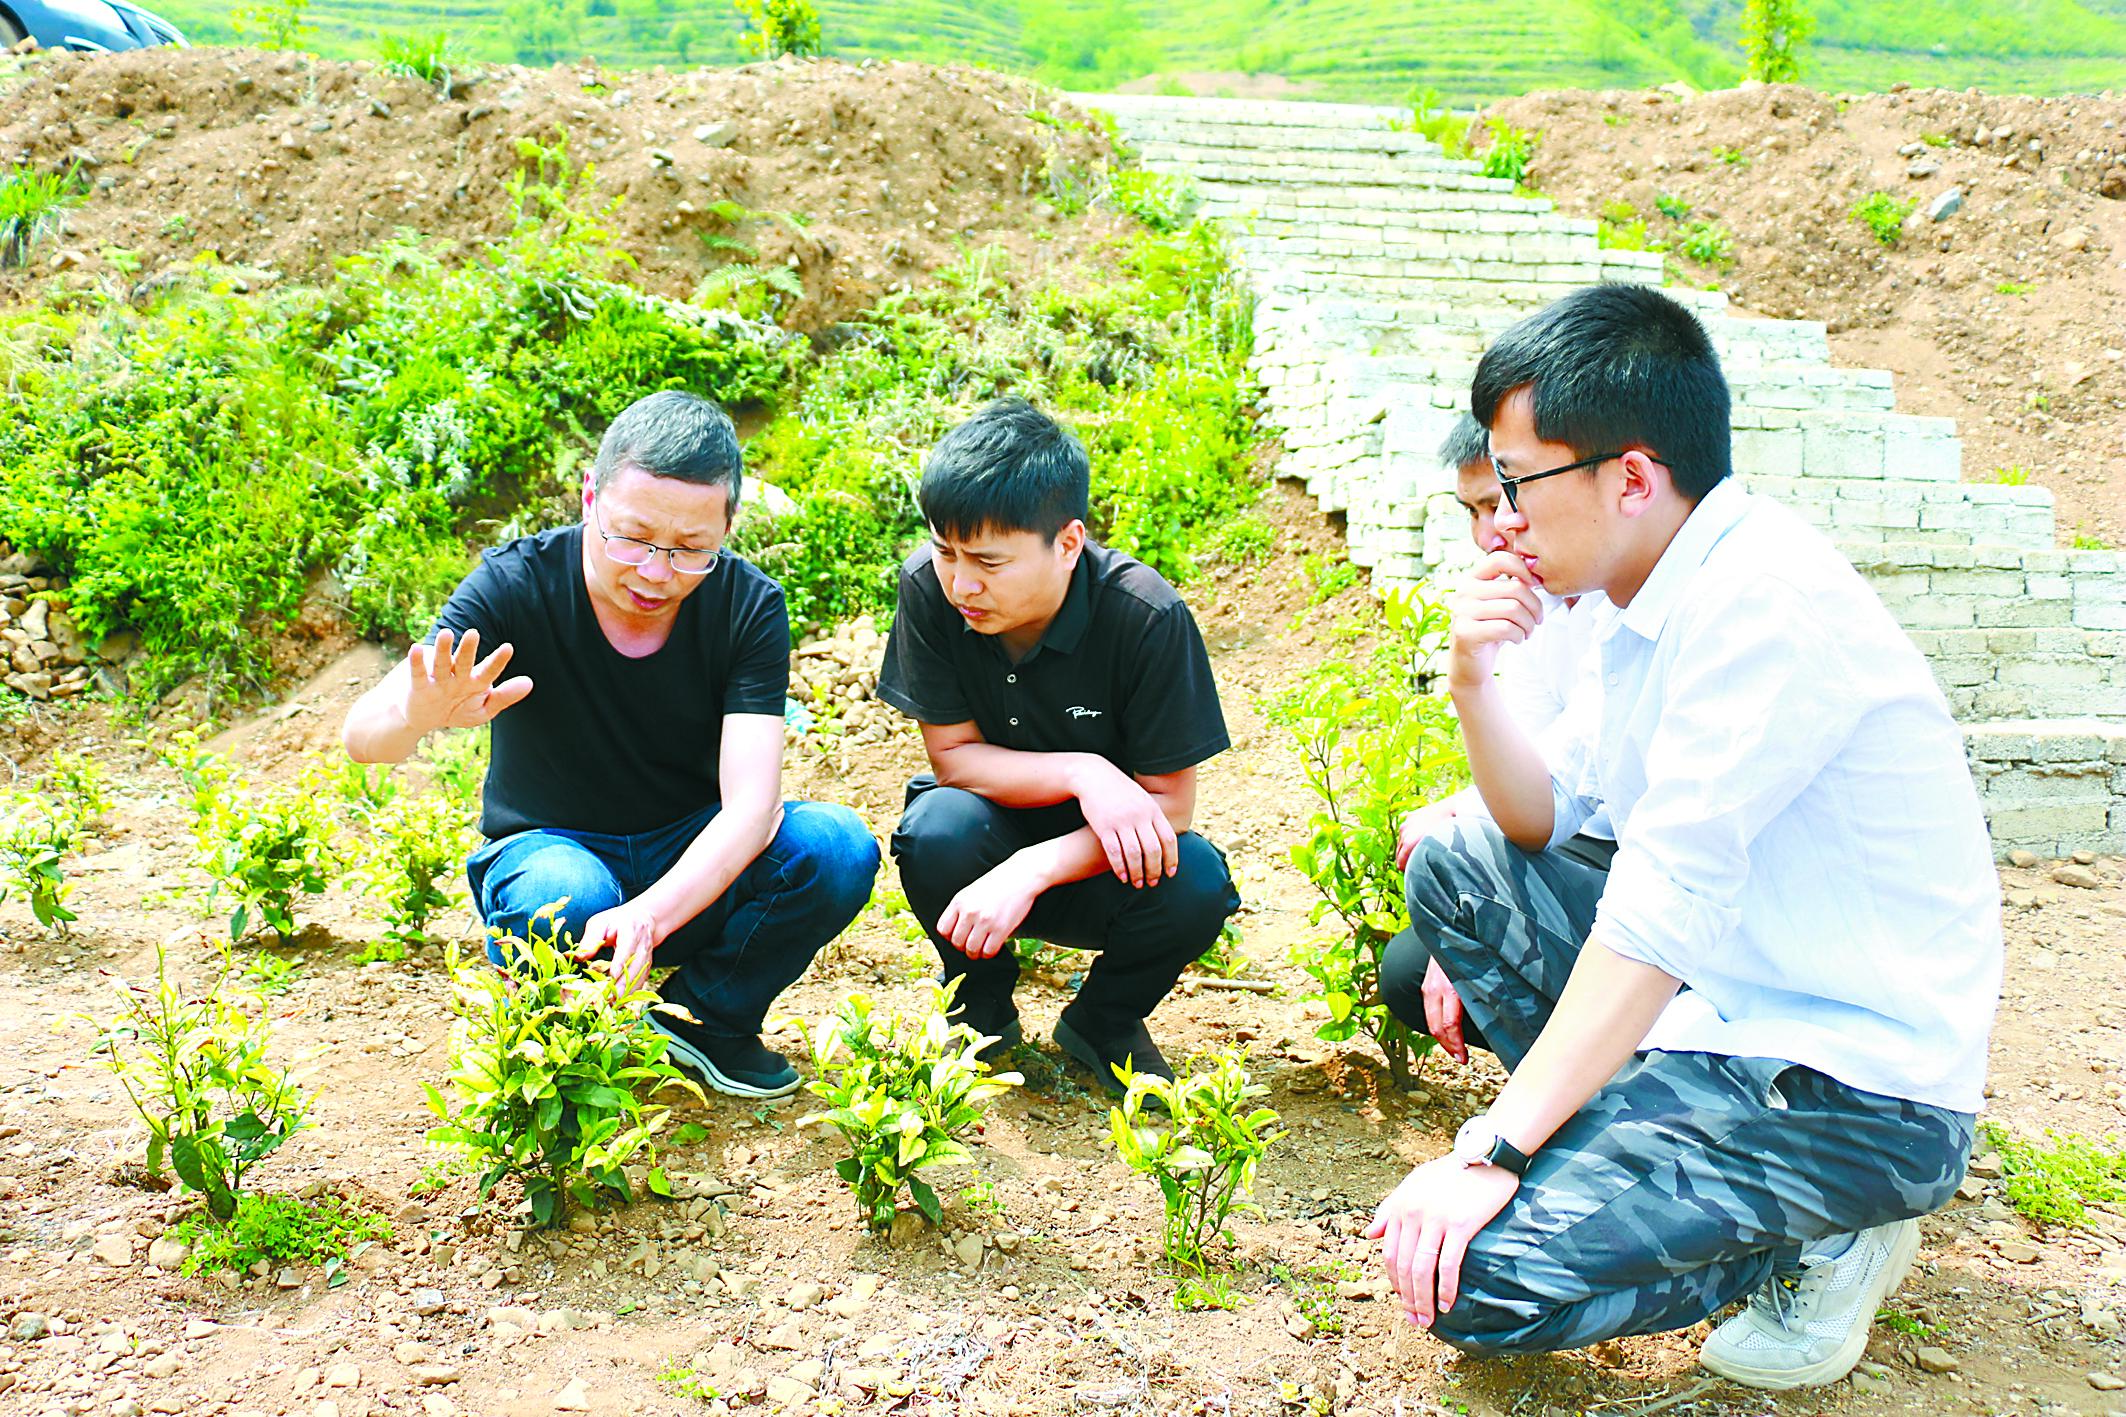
[136,0,2126,105]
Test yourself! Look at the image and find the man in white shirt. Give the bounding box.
[1382,414,1614,1063]
[1368,284,2001,1390]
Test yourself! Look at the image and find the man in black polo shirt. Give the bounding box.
[342,390,880,1100]
[878,397,1239,1088]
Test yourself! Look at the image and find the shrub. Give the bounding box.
[0,792,83,934]
[176,746,338,945]
[732,0,821,58]
[1676,219,1736,268]
[349,789,478,959]
[1599,216,1666,253]
[378,31,465,91]
[1852,191,1917,247]
[39,750,109,825]
[1476,124,1537,187]
[790,981,1022,1233]
[171,1191,391,1277]
[1712,145,1752,167]
[1741,0,1814,83]
[1106,169,1199,234]
[1979,1121,2126,1227]
[87,944,313,1220]
[1282,589,1468,1087]
[1654,192,1693,221]
[424,913,703,1226]
[1387,88,1470,159]
[0,165,85,268]
[1107,1049,1284,1273]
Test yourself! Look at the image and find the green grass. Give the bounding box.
[1979,1120,2126,1227]
[139,0,2126,105]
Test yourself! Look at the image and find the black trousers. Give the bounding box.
[1380,830,1617,1057]
[889,774,1240,1039]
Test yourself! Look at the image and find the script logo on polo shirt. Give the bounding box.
[1066,706,1104,719]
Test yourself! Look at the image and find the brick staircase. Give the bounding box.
[1076,93,2126,859]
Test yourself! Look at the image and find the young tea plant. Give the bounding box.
[349,790,477,960]
[0,792,84,935]
[790,981,1022,1233]
[1283,588,1467,1086]
[1852,191,1917,247]
[425,913,703,1226]
[1107,1049,1285,1275]
[0,164,86,268]
[170,1191,390,1278]
[86,944,313,1220]
[175,744,338,944]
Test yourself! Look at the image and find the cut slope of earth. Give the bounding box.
[0,47,1117,327]
[1489,81,2126,547]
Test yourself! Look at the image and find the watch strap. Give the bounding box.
[1483,1134,1530,1176]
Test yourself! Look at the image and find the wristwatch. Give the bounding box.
[1451,1114,1530,1176]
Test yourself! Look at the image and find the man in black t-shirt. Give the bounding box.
[343,391,879,1099]
[879,397,1239,1090]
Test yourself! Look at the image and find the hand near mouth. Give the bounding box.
[1446,550,1546,693]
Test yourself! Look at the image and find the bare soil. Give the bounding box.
[0,485,2121,1417]
[0,47,1120,329]
[1487,82,2126,548]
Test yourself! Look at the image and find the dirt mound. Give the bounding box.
[1489,83,2126,547]
[0,47,1117,327]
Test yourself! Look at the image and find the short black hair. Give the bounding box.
[1438,412,1489,473]
[919,396,1090,543]
[1469,284,1732,500]
[592,390,743,507]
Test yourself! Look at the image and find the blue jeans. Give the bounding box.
[466,799,879,1038]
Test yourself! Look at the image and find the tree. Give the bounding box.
[670,18,700,62]
[1742,0,1813,83]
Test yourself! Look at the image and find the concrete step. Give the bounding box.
[1067,93,1412,133]
[1963,719,2126,857]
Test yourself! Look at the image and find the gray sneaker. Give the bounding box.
[1699,1217,1921,1390]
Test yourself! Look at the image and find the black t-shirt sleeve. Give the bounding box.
[723,575,791,716]
[877,559,975,725]
[1120,601,1229,776]
[426,553,515,647]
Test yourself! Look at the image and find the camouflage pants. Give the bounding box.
[1400,820,1975,1356]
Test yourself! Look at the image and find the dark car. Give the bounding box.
[1,0,186,52]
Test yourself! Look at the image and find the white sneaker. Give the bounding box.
[1699,1217,1921,1390]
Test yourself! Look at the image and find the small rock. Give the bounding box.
[1995,1237,2041,1263]
[1916,1345,1958,1373]
[326,1362,361,1388]
[2088,1371,2125,1392]
[147,1237,190,1270]
[277,1266,303,1289]
[760,1320,805,1350]
[2073,849,2099,865]
[94,1233,136,1267]
[765,1375,813,1405]
[370,97,392,118]
[1926,187,1964,222]
[411,1287,446,1316]
[1967,1153,2002,1179]
[553,1377,590,1411]
[953,1233,985,1268]
[2052,864,2101,889]
[9,1312,49,1341]
[144,1353,181,1379]
[422,1399,457,1417]
[1906,157,1941,179]
[2056,225,2094,252]
[414,1366,462,1386]
[1851,1367,1893,1396]
[2006,848,2039,868]
[787,1359,824,1386]
[785,1280,825,1310]
[694,120,737,147]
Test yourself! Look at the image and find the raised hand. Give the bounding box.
[403,628,534,735]
[1447,550,1544,693]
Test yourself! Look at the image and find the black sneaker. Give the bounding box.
[1052,1011,1174,1096]
[648,1005,800,1099]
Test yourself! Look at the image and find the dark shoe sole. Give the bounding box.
[1052,1015,1167,1096]
[975,1017,1023,1068]
[647,1014,800,1100]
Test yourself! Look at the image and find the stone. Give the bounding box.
[760,1320,805,1350]
[95,627,139,663]
[1915,1345,1958,1373]
[2073,849,2099,865]
[2053,864,2101,889]
[953,1233,985,1268]
[2056,225,2094,252]
[411,1287,446,1316]
[147,1237,190,1270]
[9,1311,48,1341]
[1967,1152,2001,1179]
[1906,157,1940,179]
[422,1399,457,1417]
[325,1362,361,1388]
[694,120,738,147]
[1995,1237,2041,1263]
[2006,848,2040,868]
[787,1359,824,1386]
[414,1366,462,1386]
[1850,1368,1893,1397]
[1926,187,1964,221]
[144,1353,181,1379]
[94,1233,136,1266]
[2089,1372,2126,1391]
[552,1377,590,1411]
[785,1280,824,1310]
[764,1376,813,1405]
[277,1266,304,1288]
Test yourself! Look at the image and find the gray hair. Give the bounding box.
[590,390,744,509]
[1437,411,1489,474]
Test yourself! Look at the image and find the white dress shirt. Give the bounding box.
[1541,478,2001,1113]
[1494,592,1615,839]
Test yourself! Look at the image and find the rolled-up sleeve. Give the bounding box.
[1594,584,1864,981]
[1536,676,1602,849]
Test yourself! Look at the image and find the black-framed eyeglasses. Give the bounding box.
[592,506,721,575]
[1491,451,1623,513]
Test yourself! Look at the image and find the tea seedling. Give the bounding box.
[1676,220,1736,269]
[1108,1049,1285,1274]
[0,793,84,934]
[1852,191,1917,247]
